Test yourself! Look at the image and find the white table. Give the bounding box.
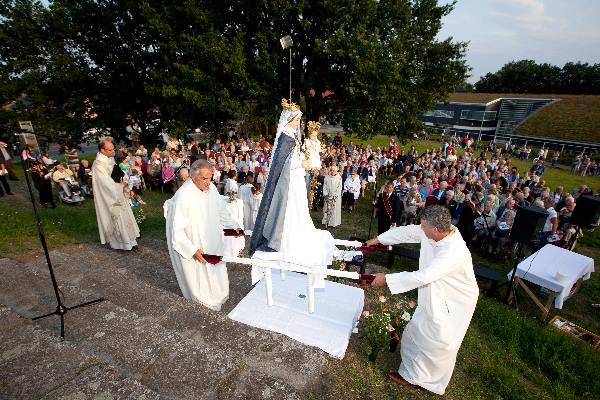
[507,244,594,316]
[220,195,245,256]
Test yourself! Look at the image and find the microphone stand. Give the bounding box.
[13,133,104,339]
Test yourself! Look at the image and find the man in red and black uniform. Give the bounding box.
[374,181,402,234]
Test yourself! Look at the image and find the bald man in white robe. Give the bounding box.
[165,160,243,311]
[367,205,479,395]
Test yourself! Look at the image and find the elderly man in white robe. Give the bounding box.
[92,137,140,250]
[164,160,243,311]
[366,205,479,395]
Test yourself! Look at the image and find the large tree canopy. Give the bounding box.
[1,0,467,144]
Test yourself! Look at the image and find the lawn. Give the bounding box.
[1,141,599,399]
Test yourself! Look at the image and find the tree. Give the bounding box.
[1,0,251,144]
[1,0,468,143]
[216,0,468,139]
[475,60,600,94]
[0,0,98,143]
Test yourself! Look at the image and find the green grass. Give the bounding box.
[0,167,170,258]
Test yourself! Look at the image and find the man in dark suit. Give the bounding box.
[374,181,402,234]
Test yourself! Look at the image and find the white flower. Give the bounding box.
[362,310,370,317]
[401,311,411,322]
[379,296,387,303]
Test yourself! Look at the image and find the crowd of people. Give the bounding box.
[2,129,598,259]
[140,131,599,259]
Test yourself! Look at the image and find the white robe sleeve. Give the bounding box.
[377,224,422,245]
[171,200,199,260]
[386,247,462,294]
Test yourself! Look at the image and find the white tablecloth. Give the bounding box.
[228,272,364,359]
[507,244,595,309]
[221,196,245,256]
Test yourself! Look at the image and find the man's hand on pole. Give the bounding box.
[365,237,380,247]
[372,273,387,287]
[193,249,207,264]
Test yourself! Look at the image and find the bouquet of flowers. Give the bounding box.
[225,191,237,203]
[361,294,416,362]
[327,257,347,283]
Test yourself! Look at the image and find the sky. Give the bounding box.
[438,0,600,83]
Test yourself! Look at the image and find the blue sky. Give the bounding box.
[438,0,600,83]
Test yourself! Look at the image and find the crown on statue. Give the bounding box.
[281,98,300,111]
[307,121,321,133]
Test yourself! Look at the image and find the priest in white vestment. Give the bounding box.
[367,205,479,395]
[164,160,243,311]
[92,137,140,250]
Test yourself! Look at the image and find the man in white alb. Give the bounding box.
[164,160,243,311]
[92,137,140,250]
[366,205,479,395]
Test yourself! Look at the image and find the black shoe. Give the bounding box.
[7,192,15,196]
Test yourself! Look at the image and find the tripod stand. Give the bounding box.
[504,241,526,310]
[14,134,104,338]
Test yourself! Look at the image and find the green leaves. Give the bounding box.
[1,0,467,144]
[475,60,600,94]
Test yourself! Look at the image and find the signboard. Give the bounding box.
[18,121,34,133]
[17,133,40,152]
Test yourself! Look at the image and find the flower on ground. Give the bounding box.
[362,310,370,317]
[409,300,417,309]
[402,311,411,322]
[388,324,395,332]
[379,296,387,303]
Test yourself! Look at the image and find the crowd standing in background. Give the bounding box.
[1,129,599,258]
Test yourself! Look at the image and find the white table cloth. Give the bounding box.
[220,195,245,256]
[228,272,364,359]
[507,244,594,309]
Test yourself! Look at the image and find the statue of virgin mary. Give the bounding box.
[250,99,335,274]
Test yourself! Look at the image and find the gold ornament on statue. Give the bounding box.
[307,121,321,135]
[281,98,300,111]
